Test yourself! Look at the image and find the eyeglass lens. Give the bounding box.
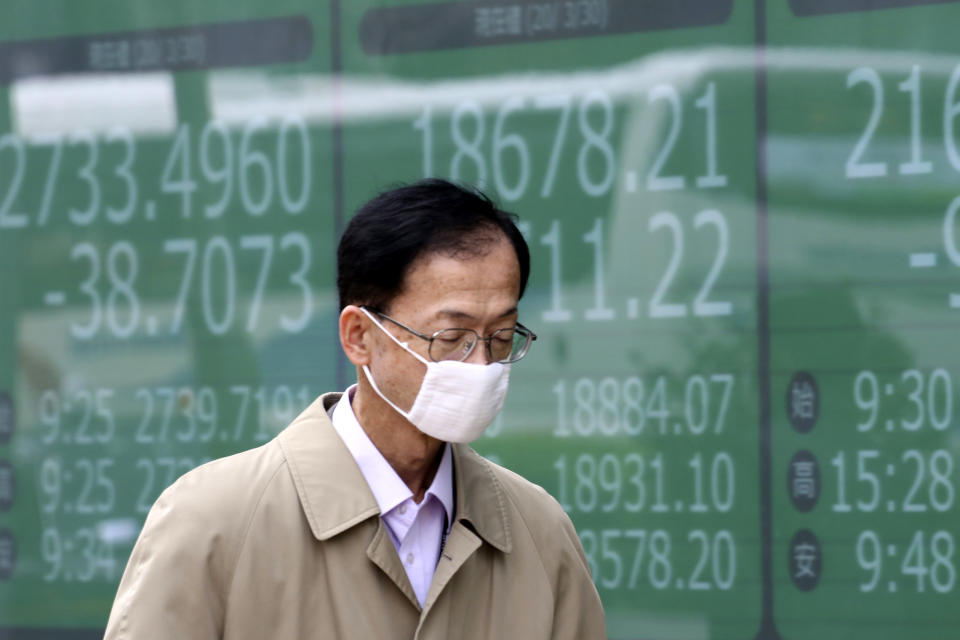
[429,328,528,363]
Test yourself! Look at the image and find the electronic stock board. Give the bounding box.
[1,1,959,638]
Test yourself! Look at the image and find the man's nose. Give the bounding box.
[464,339,491,365]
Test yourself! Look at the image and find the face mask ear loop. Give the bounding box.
[360,307,431,366]
[361,364,412,420]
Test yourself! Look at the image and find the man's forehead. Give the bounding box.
[409,231,512,268]
[403,242,519,284]
[385,234,521,318]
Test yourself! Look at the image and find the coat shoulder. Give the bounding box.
[103,440,292,639]
[485,454,560,507]
[167,440,287,509]
[152,440,290,549]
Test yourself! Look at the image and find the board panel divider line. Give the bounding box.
[753,0,780,638]
[331,0,347,392]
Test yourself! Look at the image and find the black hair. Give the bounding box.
[337,178,530,311]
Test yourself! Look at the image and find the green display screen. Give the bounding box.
[0,1,958,638]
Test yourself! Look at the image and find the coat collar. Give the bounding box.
[278,392,512,553]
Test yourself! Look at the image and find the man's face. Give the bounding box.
[366,233,521,414]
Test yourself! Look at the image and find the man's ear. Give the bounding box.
[339,305,373,366]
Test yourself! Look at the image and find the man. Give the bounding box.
[104,179,606,639]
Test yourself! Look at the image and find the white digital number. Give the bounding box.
[492,96,530,201]
[277,115,311,214]
[161,123,197,218]
[35,134,64,226]
[70,243,102,340]
[279,231,313,333]
[898,65,933,175]
[695,83,728,188]
[0,134,28,229]
[846,67,888,179]
[164,233,312,336]
[239,118,274,215]
[105,127,138,223]
[450,100,487,188]
[540,219,572,322]
[534,93,573,197]
[67,130,101,226]
[583,217,614,320]
[577,90,615,196]
[646,84,685,191]
[648,211,686,318]
[647,210,732,319]
[200,120,233,219]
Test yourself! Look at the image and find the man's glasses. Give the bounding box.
[364,307,537,364]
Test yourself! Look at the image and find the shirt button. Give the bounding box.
[406,553,415,565]
[398,504,407,515]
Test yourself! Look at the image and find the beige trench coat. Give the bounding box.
[104,392,606,639]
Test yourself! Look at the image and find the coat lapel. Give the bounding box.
[278,393,421,607]
[366,517,421,609]
[417,444,515,622]
[419,521,482,617]
[277,393,381,541]
[450,444,513,554]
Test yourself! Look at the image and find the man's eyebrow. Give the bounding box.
[435,307,518,322]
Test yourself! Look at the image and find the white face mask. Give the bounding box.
[360,308,511,443]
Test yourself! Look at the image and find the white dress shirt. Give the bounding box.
[330,386,454,607]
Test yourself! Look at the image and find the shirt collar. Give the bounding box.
[330,386,454,527]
